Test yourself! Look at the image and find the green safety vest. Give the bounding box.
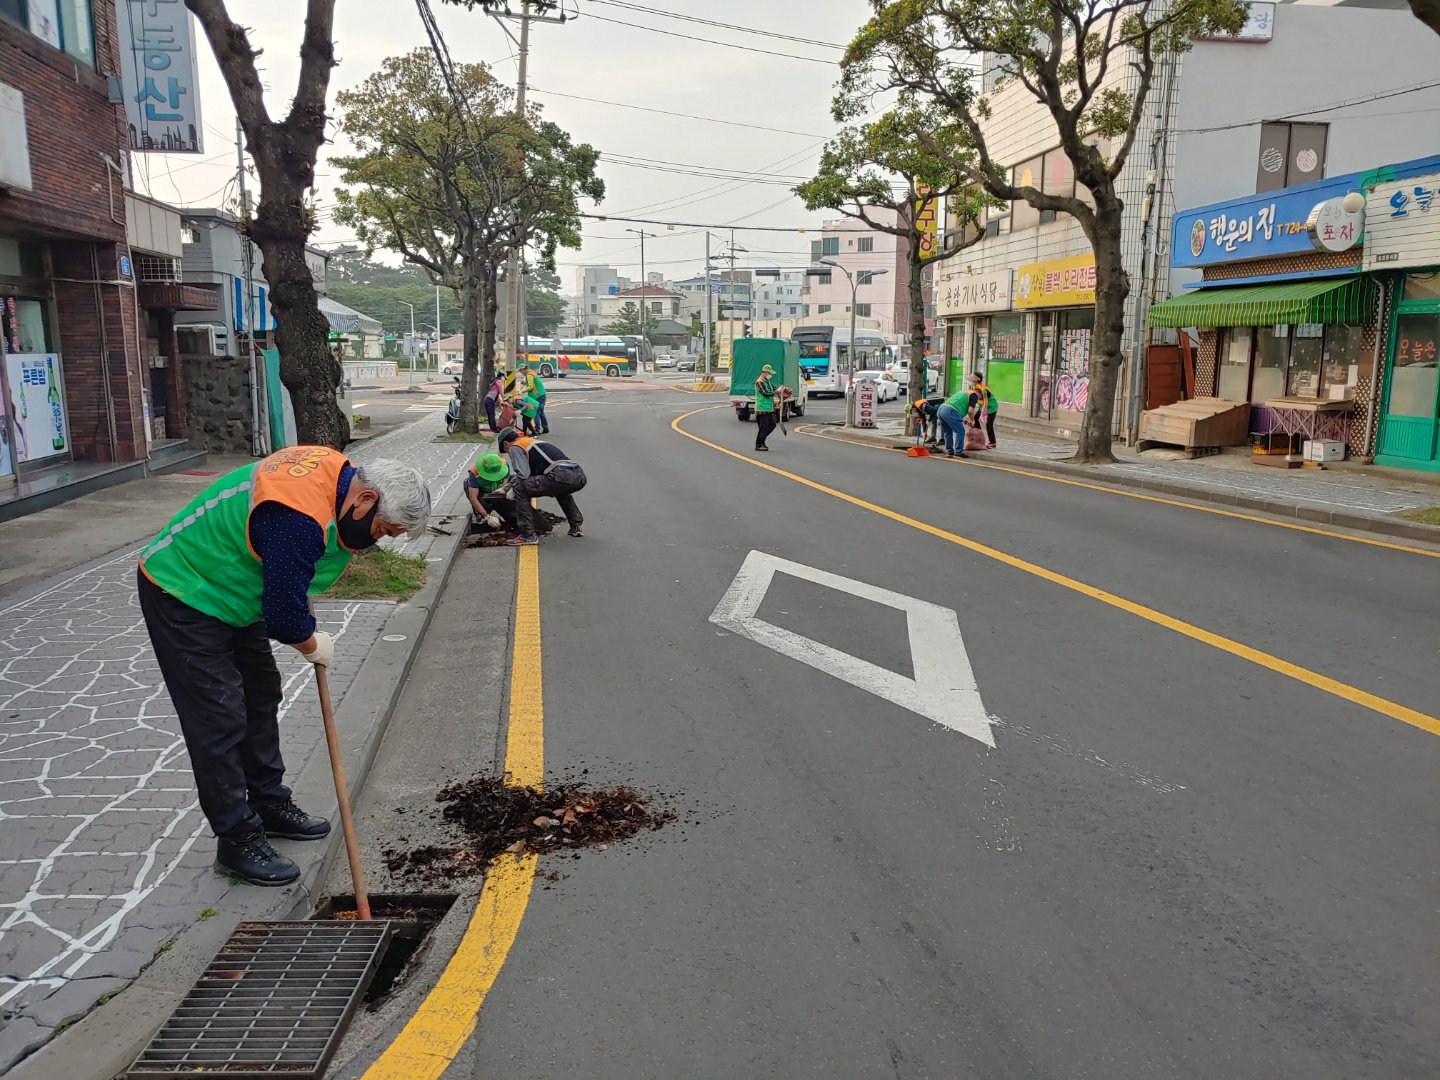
[139,447,354,628]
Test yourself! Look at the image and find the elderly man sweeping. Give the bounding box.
[137,446,432,886]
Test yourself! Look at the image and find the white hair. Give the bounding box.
[353,459,432,540]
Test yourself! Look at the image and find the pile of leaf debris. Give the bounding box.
[463,509,566,548]
[383,774,675,884]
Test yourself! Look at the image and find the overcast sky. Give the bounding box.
[135,0,879,298]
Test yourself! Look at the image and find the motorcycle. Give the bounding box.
[445,376,461,434]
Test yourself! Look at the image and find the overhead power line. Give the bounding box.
[578,11,837,65]
[583,212,817,233]
[528,85,829,139]
[585,0,845,50]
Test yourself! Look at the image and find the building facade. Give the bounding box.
[574,265,630,333]
[805,211,909,339]
[752,269,808,320]
[1,1,155,496]
[933,1,1440,436]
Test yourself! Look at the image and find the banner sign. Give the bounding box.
[4,353,68,463]
[1363,172,1440,271]
[1170,175,1363,268]
[1015,255,1095,308]
[937,269,1011,317]
[116,0,204,153]
[915,183,939,260]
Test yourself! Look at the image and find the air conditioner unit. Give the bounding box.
[177,324,228,356]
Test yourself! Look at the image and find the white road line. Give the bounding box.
[710,551,994,747]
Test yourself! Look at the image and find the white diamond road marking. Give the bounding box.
[0,412,465,1057]
[710,551,995,747]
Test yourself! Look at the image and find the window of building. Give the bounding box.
[822,236,839,256]
[1010,156,1044,232]
[1256,122,1328,193]
[855,303,871,317]
[818,304,831,314]
[1403,272,1440,303]
[590,304,597,313]
[857,270,876,285]
[857,236,874,252]
[814,272,831,286]
[1228,322,1364,403]
[0,0,93,65]
[1218,327,1253,401]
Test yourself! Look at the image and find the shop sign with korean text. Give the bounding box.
[936,269,1012,317]
[1363,171,1440,271]
[915,183,939,260]
[1171,175,1363,268]
[3,354,68,464]
[1193,1,1274,42]
[1015,255,1095,309]
[116,1,204,154]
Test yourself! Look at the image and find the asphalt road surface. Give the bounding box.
[345,385,1440,1080]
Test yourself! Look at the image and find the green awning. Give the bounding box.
[1148,277,1373,328]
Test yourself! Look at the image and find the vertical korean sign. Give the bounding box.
[915,183,939,260]
[116,1,204,153]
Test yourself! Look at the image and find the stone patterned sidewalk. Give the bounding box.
[0,413,469,1070]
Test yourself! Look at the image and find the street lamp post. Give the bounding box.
[399,301,416,386]
[809,259,886,427]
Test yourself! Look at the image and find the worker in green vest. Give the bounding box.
[525,369,549,434]
[137,447,432,886]
[464,450,516,531]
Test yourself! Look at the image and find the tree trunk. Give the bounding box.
[905,243,928,434]
[480,271,499,393]
[460,277,481,433]
[250,198,347,449]
[1076,197,1129,464]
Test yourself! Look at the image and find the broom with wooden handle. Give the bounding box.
[314,666,371,920]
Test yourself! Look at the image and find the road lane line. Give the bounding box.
[797,425,1440,560]
[362,545,542,1080]
[674,407,1440,739]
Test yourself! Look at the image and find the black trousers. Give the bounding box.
[984,411,997,445]
[514,464,586,534]
[755,411,777,448]
[138,569,290,839]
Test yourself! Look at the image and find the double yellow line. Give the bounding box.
[673,407,1439,739]
[364,546,543,1080]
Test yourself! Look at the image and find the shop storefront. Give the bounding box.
[1366,171,1440,471]
[1149,166,1391,451]
[1015,254,1096,421]
[1,238,71,487]
[935,268,1012,397]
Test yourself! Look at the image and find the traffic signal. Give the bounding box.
[742,322,752,337]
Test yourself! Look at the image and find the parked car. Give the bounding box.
[655,354,676,369]
[676,357,697,372]
[849,369,901,402]
[441,360,462,375]
[887,357,940,395]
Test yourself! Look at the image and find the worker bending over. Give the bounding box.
[496,426,586,545]
[137,447,432,886]
[464,451,518,531]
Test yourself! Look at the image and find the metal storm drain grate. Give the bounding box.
[127,920,393,1079]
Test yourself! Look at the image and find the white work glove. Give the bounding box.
[503,486,516,501]
[485,511,503,529]
[296,631,334,667]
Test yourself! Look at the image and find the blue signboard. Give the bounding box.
[1171,153,1440,269]
[1170,176,1363,268]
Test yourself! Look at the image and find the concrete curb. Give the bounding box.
[817,425,1440,547]
[8,494,471,1080]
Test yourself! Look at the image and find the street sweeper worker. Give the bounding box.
[496,426,587,545]
[136,447,432,887]
[464,451,517,531]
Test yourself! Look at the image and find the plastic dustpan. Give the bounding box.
[906,444,930,458]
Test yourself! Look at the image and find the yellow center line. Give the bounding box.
[795,424,1440,560]
[363,545,543,1080]
[674,407,1440,739]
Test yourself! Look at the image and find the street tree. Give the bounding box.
[184,0,347,447]
[839,0,1244,462]
[795,104,992,407]
[1407,0,1440,35]
[333,51,601,431]
[602,303,644,337]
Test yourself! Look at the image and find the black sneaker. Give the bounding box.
[568,525,583,537]
[216,828,301,887]
[254,799,331,841]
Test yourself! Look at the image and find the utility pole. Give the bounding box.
[236,116,264,456]
[626,228,656,350]
[703,232,713,377]
[400,300,416,386]
[435,284,442,379]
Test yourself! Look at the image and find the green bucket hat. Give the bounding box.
[760,364,776,374]
[476,452,509,483]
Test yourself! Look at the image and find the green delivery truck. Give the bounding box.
[729,338,805,423]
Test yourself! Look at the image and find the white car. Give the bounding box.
[848,369,901,402]
[655,354,676,369]
[441,360,462,375]
[887,357,940,395]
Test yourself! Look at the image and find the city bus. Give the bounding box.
[790,325,889,396]
[515,335,649,378]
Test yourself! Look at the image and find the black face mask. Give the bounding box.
[338,501,379,550]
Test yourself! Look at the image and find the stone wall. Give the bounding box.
[182,354,254,454]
